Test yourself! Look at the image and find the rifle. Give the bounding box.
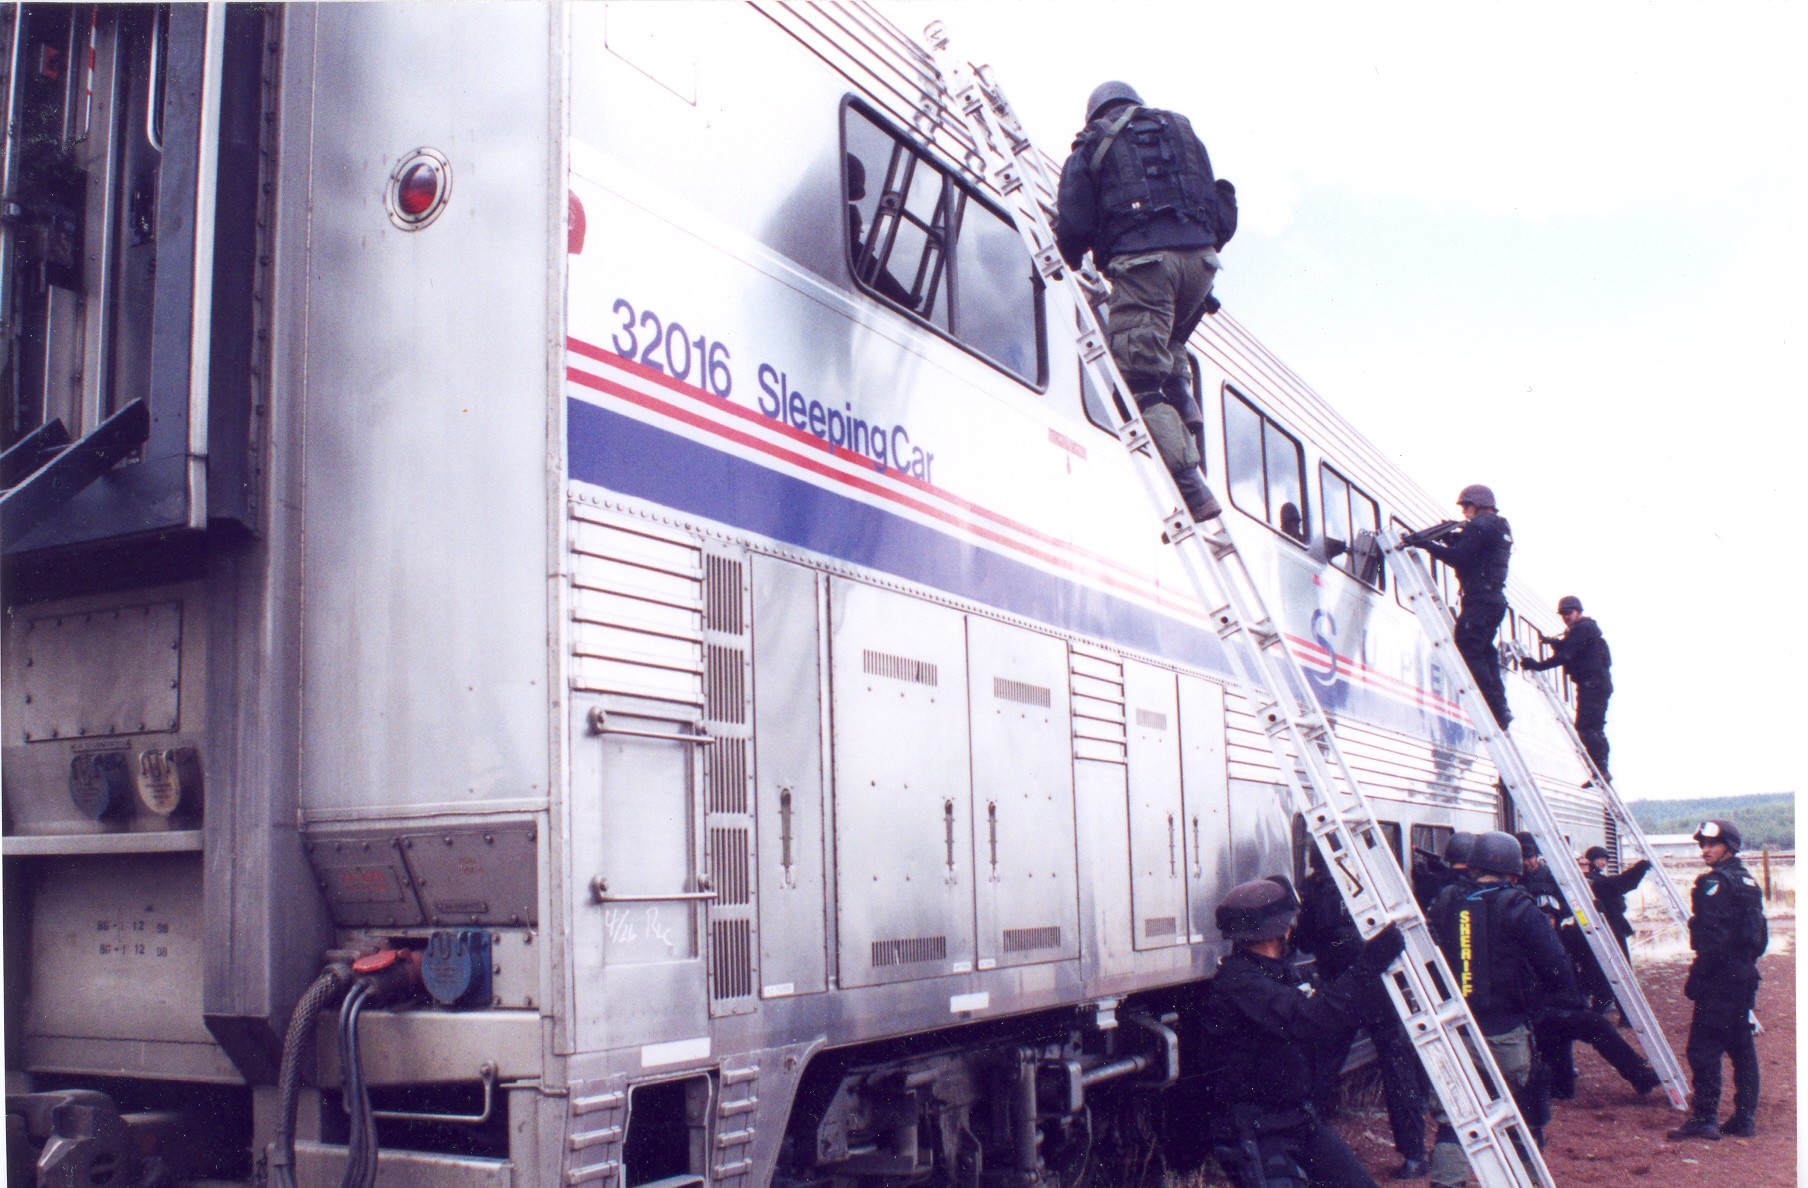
[1401,519,1462,548]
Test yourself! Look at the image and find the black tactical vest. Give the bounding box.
[1432,883,1529,1020]
[1090,107,1218,247]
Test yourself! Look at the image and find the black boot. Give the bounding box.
[1722,1113,1757,1138]
[1666,1117,1721,1141]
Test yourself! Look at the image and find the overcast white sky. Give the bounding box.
[905,1,1805,802]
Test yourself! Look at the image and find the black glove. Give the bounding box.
[1353,924,1406,975]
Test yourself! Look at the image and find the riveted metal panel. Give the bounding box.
[397,823,539,928]
[1178,676,1231,944]
[306,833,426,929]
[1124,660,1185,950]
[829,579,974,988]
[17,603,183,741]
[750,555,827,999]
[966,617,1078,969]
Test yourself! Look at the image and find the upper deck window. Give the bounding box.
[1224,388,1306,543]
[841,100,1046,388]
[1320,464,1383,588]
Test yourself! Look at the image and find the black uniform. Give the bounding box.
[1419,511,1513,728]
[1196,947,1384,1187]
[1292,870,1427,1167]
[1536,1005,1660,1099]
[1425,879,1574,1181]
[1584,860,1652,1016]
[1681,855,1767,1124]
[1056,104,1232,522]
[1524,616,1612,778]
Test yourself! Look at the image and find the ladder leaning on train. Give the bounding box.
[927,25,1556,1188]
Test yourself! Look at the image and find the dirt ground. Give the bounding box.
[1328,919,1796,1185]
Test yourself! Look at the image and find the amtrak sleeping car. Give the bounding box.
[0,4,1610,1185]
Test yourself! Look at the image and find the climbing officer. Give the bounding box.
[1522,596,1613,783]
[1056,81,1237,523]
[1425,832,1577,1187]
[1667,820,1767,1142]
[1293,856,1429,1179]
[1195,876,1401,1186]
[1410,485,1513,728]
[1583,846,1653,1023]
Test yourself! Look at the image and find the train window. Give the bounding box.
[1389,516,1453,611]
[1319,464,1383,587]
[1377,821,1404,869]
[1224,388,1307,543]
[1411,824,1453,863]
[841,100,1047,388]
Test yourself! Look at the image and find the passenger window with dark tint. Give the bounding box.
[1378,821,1405,869]
[842,100,1046,387]
[1411,823,1453,863]
[1224,388,1307,543]
[1320,465,1383,587]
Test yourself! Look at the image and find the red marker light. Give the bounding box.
[386,148,452,230]
[398,162,439,217]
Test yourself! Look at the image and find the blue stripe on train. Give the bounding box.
[569,398,1468,747]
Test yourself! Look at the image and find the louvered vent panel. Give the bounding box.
[993,677,1052,708]
[863,649,938,686]
[870,935,949,967]
[1002,926,1062,953]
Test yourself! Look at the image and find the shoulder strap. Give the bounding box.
[1088,105,1143,172]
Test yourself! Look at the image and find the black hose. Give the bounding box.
[271,965,353,1188]
[339,983,378,1188]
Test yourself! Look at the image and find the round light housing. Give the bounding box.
[386,147,451,229]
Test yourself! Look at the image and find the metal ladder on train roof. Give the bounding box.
[1503,638,1693,934]
[1375,526,1690,1111]
[923,25,1554,1188]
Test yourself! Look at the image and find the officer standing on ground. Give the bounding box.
[1195,877,1401,1187]
[1667,820,1767,1142]
[1522,596,1613,783]
[1293,856,1430,1180]
[1515,833,1564,923]
[1056,81,1236,523]
[1425,832,1576,1187]
[1410,486,1514,728]
[1583,845,1652,1023]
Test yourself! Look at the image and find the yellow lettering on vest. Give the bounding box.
[1459,909,1473,998]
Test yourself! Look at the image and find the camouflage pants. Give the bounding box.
[1106,247,1219,515]
[1104,246,1220,398]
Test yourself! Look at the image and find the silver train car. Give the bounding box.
[0,4,1617,1185]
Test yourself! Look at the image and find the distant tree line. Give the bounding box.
[1628,791,1795,851]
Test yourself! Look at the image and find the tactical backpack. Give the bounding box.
[1087,106,1235,249]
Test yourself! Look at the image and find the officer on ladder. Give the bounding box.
[1195,877,1401,1186]
[1055,81,1237,523]
[1583,845,1652,1024]
[1667,820,1767,1142]
[1425,831,1576,1187]
[1521,596,1613,784]
[1409,485,1513,728]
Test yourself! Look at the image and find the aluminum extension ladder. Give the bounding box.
[924,25,1554,1188]
[1375,527,1690,1111]
[1503,641,1693,934]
